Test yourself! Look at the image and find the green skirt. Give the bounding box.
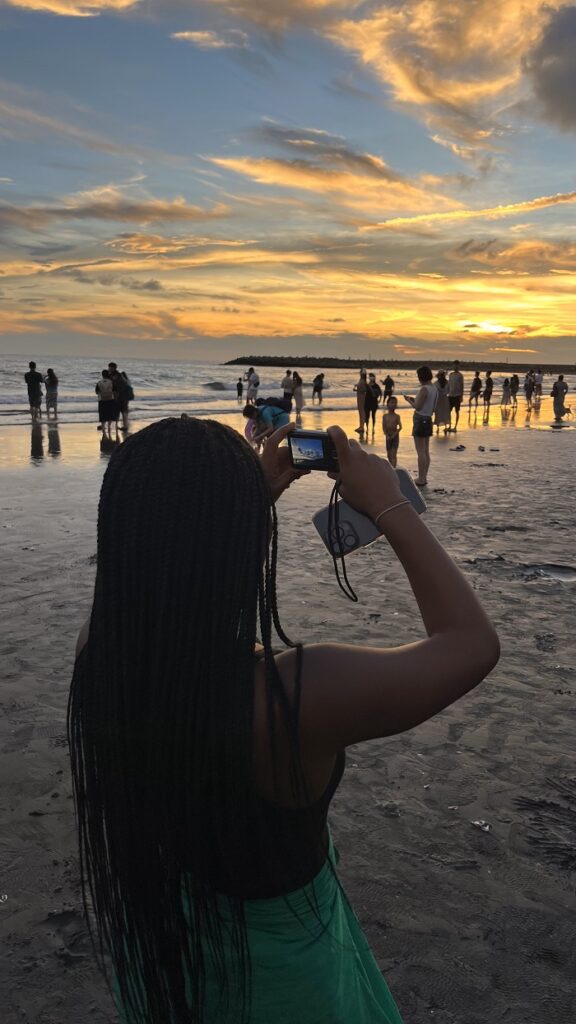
[113,838,404,1024]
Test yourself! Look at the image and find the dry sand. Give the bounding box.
[1,399,576,1023]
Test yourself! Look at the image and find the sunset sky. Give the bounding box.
[1,0,576,363]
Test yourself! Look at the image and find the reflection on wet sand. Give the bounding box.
[100,434,122,458]
[48,423,61,458]
[30,423,44,462]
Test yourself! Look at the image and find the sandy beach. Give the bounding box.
[2,397,576,1023]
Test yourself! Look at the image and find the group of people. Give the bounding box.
[95,363,134,436]
[24,361,135,434]
[239,368,328,412]
[24,362,59,420]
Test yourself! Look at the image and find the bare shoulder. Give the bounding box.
[267,637,498,754]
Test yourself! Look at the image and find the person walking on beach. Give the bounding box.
[25,361,43,421]
[365,373,382,434]
[406,365,437,487]
[469,371,482,409]
[382,396,402,467]
[236,378,243,400]
[312,373,325,404]
[551,374,570,422]
[354,370,368,434]
[510,374,519,408]
[96,369,118,437]
[69,416,499,1024]
[245,367,260,404]
[447,360,464,431]
[281,370,294,406]
[292,371,304,415]
[44,368,59,419]
[483,370,494,411]
[381,374,395,401]
[434,370,450,434]
[534,368,543,399]
[501,378,511,409]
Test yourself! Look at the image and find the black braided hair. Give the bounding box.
[67,417,313,1024]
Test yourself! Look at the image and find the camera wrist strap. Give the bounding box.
[328,481,358,602]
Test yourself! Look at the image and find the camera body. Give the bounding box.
[287,429,339,472]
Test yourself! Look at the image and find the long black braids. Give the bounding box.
[67,417,312,1024]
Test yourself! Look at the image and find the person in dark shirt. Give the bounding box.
[25,361,44,420]
[108,362,132,432]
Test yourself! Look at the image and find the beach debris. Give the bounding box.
[470,819,492,832]
[423,784,430,790]
[523,563,576,583]
[448,805,459,810]
[449,444,466,451]
[534,633,557,653]
[0,894,8,903]
[382,802,401,818]
[489,447,500,452]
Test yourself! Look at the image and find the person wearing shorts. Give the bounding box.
[382,397,401,468]
[447,361,464,431]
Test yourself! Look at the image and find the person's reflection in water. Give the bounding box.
[47,423,61,458]
[31,422,44,462]
[100,434,121,458]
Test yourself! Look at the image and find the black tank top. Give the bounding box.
[207,750,346,900]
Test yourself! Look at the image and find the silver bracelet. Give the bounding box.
[373,500,410,526]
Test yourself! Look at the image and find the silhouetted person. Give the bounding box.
[312,373,325,404]
[25,361,43,421]
[44,368,59,418]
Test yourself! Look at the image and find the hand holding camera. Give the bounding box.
[326,426,405,522]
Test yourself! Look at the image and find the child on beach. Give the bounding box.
[382,396,402,467]
[501,378,511,408]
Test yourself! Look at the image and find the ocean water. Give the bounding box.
[3,356,570,427]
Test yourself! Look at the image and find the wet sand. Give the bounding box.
[1,398,576,1023]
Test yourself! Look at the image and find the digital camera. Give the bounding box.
[287,430,339,472]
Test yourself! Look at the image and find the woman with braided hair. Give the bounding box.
[68,416,499,1024]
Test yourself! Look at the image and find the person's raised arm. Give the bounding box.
[276,427,500,754]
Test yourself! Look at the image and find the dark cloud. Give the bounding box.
[0,197,230,234]
[523,6,576,132]
[249,122,403,181]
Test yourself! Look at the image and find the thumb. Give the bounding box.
[327,425,351,464]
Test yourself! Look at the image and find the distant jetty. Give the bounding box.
[225,355,576,374]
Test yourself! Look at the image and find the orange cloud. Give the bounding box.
[209,155,462,214]
[3,0,136,14]
[364,190,576,230]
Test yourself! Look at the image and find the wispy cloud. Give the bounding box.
[3,0,137,14]
[364,190,576,231]
[0,189,230,232]
[171,29,249,50]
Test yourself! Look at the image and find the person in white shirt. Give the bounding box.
[244,367,260,404]
[533,368,543,399]
[446,360,464,431]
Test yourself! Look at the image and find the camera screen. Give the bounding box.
[290,435,325,466]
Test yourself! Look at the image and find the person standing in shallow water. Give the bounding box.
[44,368,59,419]
[292,371,304,414]
[469,371,482,409]
[447,360,464,431]
[552,374,570,422]
[434,370,450,434]
[365,373,382,434]
[68,416,499,1024]
[25,360,43,421]
[405,365,437,487]
[354,370,368,434]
